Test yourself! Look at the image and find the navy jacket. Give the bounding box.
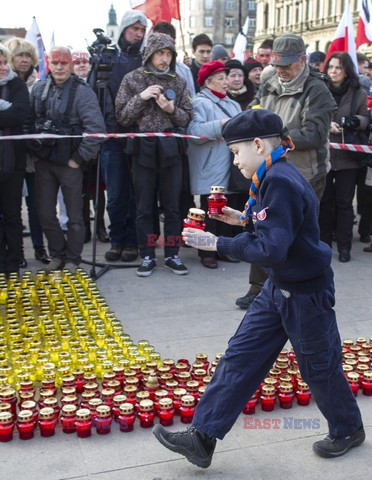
[217,158,333,293]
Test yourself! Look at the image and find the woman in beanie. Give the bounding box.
[187,60,241,269]
[226,59,255,110]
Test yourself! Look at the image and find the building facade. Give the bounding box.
[0,27,26,42]
[175,0,257,54]
[254,0,361,53]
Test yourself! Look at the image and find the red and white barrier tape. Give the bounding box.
[0,132,372,154]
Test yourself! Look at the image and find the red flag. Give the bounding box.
[356,0,372,48]
[324,3,358,73]
[131,0,180,24]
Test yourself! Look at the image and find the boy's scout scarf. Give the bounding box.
[240,138,295,223]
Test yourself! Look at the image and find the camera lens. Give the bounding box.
[164,88,176,101]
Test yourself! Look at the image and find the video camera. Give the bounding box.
[30,119,60,151]
[87,28,117,73]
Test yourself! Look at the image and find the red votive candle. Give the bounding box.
[158,398,175,427]
[0,389,17,419]
[38,407,57,437]
[138,400,155,428]
[242,396,258,415]
[75,409,92,438]
[278,383,295,409]
[0,412,14,442]
[362,371,372,396]
[112,395,127,421]
[173,388,187,415]
[60,405,77,433]
[260,385,276,412]
[347,372,360,397]
[95,405,112,435]
[179,395,195,424]
[296,381,311,406]
[17,410,36,440]
[183,208,206,231]
[118,403,136,432]
[207,186,227,214]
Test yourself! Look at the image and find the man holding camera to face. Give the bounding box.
[28,46,105,271]
[115,33,192,277]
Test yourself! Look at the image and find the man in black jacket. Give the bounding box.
[184,34,212,94]
[29,46,105,271]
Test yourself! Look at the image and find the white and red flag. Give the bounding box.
[356,0,372,48]
[25,17,48,80]
[130,0,181,24]
[324,3,358,73]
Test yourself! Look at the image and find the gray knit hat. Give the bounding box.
[118,10,148,37]
[211,44,229,61]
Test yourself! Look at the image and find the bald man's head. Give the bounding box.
[48,46,73,84]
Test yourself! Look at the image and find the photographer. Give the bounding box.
[319,52,368,263]
[29,46,105,271]
[115,33,192,277]
[88,11,148,263]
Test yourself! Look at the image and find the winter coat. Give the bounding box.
[260,65,337,183]
[0,74,30,171]
[115,33,192,133]
[329,85,368,170]
[30,74,106,165]
[187,87,241,195]
[190,59,201,93]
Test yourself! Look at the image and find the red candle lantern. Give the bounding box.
[0,388,17,419]
[153,389,168,413]
[361,371,372,396]
[207,186,227,214]
[17,410,36,440]
[138,399,155,428]
[278,383,295,409]
[183,208,206,231]
[60,405,77,433]
[173,388,187,414]
[158,398,175,426]
[38,407,57,437]
[75,408,92,438]
[186,380,200,401]
[43,397,60,420]
[295,381,311,406]
[347,372,360,397]
[81,391,96,409]
[88,398,103,425]
[20,400,38,422]
[95,405,112,435]
[118,403,136,432]
[165,380,179,399]
[0,412,14,442]
[112,395,127,421]
[242,395,258,415]
[195,353,209,372]
[179,395,195,424]
[260,385,276,411]
[72,369,85,393]
[101,388,115,409]
[123,385,138,406]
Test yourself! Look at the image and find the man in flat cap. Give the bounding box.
[153,109,365,469]
[237,34,337,311]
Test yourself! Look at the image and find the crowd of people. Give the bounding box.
[1,10,372,284]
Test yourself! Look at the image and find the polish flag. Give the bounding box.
[130,0,181,24]
[356,0,372,47]
[25,17,48,80]
[324,3,358,73]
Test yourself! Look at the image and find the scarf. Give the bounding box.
[227,85,247,97]
[145,63,173,78]
[0,66,16,86]
[328,78,351,106]
[240,138,295,223]
[210,88,226,98]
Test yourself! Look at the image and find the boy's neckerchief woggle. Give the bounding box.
[240,137,295,224]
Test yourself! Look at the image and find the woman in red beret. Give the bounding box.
[187,61,241,269]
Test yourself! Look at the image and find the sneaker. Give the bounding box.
[235,292,258,310]
[136,256,156,277]
[313,425,365,458]
[153,425,216,469]
[165,255,188,275]
[105,246,123,262]
[34,246,51,264]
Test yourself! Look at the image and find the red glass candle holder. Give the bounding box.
[17,410,36,440]
[112,395,127,421]
[43,397,60,421]
[153,389,168,413]
[172,388,187,415]
[295,381,311,406]
[260,385,276,412]
[207,186,227,214]
[183,208,206,231]
[179,395,195,424]
[95,405,112,435]
[0,412,14,442]
[75,409,93,438]
[118,403,136,432]
[20,400,39,423]
[0,388,17,419]
[88,398,103,426]
[72,370,85,394]
[60,405,77,433]
[362,371,372,396]
[38,408,57,437]
[242,396,258,415]
[138,400,155,428]
[123,385,138,406]
[278,383,295,409]
[158,398,175,427]
[347,372,360,397]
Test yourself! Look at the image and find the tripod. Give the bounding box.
[81,71,140,280]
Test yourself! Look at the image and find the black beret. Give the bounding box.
[222,109,284,145]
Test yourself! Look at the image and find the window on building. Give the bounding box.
[264,3,269,30]
[247,1,256,10]
[190,0,196,10]
[189,16,196,28]
[248,18,256,28]
[204,16,213,27]
[306,0,313,18]
[328,0,336,16]
[277,7,281,27]
[204,0,213,9]
[225,0,235,9]
[295,2,301,23]
[225,17,235,28]
[224,33,235,45]
[286,5,292,25]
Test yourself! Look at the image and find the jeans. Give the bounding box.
[100,139,137,248]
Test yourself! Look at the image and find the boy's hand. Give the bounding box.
[209,206,243,225]
[182,228,218,251]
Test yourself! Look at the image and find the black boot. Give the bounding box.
[34,245,51,264]
[153,425,216,468]
[313,425,365,458]
[235,292,258,309]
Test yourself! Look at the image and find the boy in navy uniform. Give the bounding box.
[153,110,365,468]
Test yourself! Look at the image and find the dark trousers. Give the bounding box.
[247,175,327,295]
[319,169,359,251]
[357,167,372,237]
[0,169,24,274]
[25,172,44,248]
[35,160,84,264]
[100,139,137,248]
[192,279,362,440]
[132,160,182,258]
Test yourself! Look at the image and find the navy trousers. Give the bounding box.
[192,279,362,440]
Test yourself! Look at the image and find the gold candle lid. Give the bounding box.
[165,380,179,390]
[279,374,292,383]
[210,185,225,193]
[76,408,91,421]
[61,395,78,405]
[136,391,150,402]
[81,391,95,402]
[0,412,12,425]
[364,370,372,380]
[0,403,11,413]
[261,385,275,395]
[162,358,175,367]
[106,380,121,391]
[88,398,103,410]
[160,373,173,383]
[178,372,191,381]
[356,337,367,345]
[124,385,137,395]
[186,380,199,392]
[139,399,154,412]
[192,361,204,370]
[145,375,159,389]
[39,389,54,399]
[172,388,187,399]
[21,400,37,411]
[159,398,173,410]
[19,391,34,402]
[0,388,16,400]
[198,385,207,395]
[39,407,55,420]
[196,353,208,362]
[96,405,111,417]
[18,410,33,422]
[19,380,34,390]
[347,372,360,382]
[62,375,76,386]
[113,395,127,406]
[44,397,58,408]
[342,364,353,372]
[269,368,281,378]
[358,356,370,364]
[181,394,195,407]
[101,388,115,399]
[264,377,277,387]
[297,380,309,391]
[103,372,116,382]
[187,208,206,221]
[61,387,76,396]
[279,382,293,393]
[126,377,140,387]
[193,369,207,378]
[84,382,99,392]
[202,376,212,385]
[61,405,77,416]
[119,402,134,414]
[343,353,356,360]
[343,339,354,347]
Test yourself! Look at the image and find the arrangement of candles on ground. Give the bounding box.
[0,270,371,442]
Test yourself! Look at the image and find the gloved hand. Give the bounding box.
[340,115,360,130]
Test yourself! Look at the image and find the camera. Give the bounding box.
[340,116,360,130]
[88,28,117,73]
[163,88,176,101]
[31,119,59,151]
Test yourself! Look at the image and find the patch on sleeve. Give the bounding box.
[257,207,268,221]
